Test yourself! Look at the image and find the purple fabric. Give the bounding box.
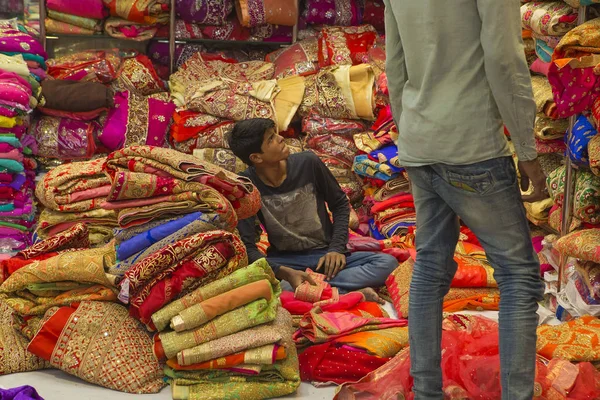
[46,0,106,19]
[304,0,361,26]
[176,0,233,25]
[31,117,97,159]
[0,29,47,58]
[0,385,43,400]
[29,67,47,80]
[148,42,184,66]
[9,174,26,191]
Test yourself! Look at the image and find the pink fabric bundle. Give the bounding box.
[46,0,107,19]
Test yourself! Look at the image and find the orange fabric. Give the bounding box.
[537,315,600,361]
[173,279,273,330]
[166,345,287,371]
[442,295,500,312]
[27,305,76,360]
[522,29,533,39]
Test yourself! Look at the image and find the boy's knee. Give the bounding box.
[373,253,399,272]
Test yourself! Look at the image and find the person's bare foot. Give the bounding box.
[357,287,385,305]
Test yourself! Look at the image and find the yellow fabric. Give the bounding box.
[274,75,306,132]
[349,64,375,120]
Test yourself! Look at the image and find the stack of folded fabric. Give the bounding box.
[45,0,107,35]
[35,157,118,245]
[46,49,123,83]
[131,252,301,399]
[386,241,500,318]
[521,1,579,77]
[172,0,295,43]
[0,70,40,251]
[549,229,600,319]
[0,21,48,87]
[288,282,408,386]
[103,0,170,40]
[31,80,113,162]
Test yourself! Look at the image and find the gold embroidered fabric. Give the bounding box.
[537,315,600,361]
[191,148,247,174]
[30,301,166,393]
[177,307,289,366]
[159,297,278,359]
[168,308,300,400]
[152,258,277,331]
[0,301,50,374]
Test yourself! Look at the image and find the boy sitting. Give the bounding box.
[229,118,398,302]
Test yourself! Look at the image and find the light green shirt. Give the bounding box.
[384,0,537,166]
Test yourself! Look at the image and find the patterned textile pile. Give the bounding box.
[170,0,295,43]
[0,25,47,251]
[278,268,409,386]
[34,51,172,168]
[44,0,106,35]
[334,314,600,399]
[168,53,304,171]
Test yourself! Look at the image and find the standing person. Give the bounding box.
[384,1,547,399]
[229,118,398,303]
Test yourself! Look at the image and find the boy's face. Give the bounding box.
[251,127,289,165]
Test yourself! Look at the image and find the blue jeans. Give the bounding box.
[405,157,544,400]
[267,249,398,292]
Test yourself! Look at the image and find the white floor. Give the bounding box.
[0,305,499,400]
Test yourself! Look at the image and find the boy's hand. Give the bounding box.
[316,252,347,280]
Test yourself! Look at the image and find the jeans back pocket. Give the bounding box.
[446,170,494,195]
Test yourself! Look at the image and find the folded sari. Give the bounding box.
[0,54,30,78]
[99,91,174,151]
[169,111,226,144]
[335,327,409,358]
[267,38,320,79]
[47,0,106,19]
[171,279,276,332]
[521,2,578,37]
[191,148,246,173]
[113,212,225,275]
[318,25,378,67]
[37,208,118,246]
[535,114,569,141]
[16,222,89,260]
[299,65,375,120]
[304,0,360,26]
[45,18,97,35]
[299,341,391,385]
[117,212,204,260]
[547,166,600,224]
[166,309,300,400]
[155,297,278,360]
[0,302,50,375]
[120,230,247,324]
[30,116,98,160]
[537,315,600,361]
[152,258,277,331]
[27,301,165,394]
[294,307,407,345]
[386,258,500,318]
[168,344,286,371]
[235,0,298,28]
[35,158,110,212]
[47,50,122,83]
[304,133,358,165]
[0,28,47,59]
[301,113,366,137]
[104,17,160,41]
[104,145,261,220]
[176,0,233,24]
[177,306,289,366]
[102,171,238,230]
[112,55,167,96]
[103,0,170,24]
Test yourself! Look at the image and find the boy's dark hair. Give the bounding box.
[228,118,275,166]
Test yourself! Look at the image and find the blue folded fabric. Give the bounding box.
[117,212,203,261]
[535,39,553,63]
[567,114,598,166]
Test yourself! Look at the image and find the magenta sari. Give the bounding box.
[47,0,107,19]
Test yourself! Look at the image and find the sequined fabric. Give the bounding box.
[27,301,166,393]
